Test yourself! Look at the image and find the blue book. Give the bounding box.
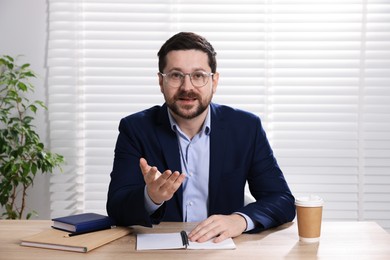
[52,213,115,233]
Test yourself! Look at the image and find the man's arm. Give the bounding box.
[107,116,186,227]
[189,108,295,242]
[236,116,296,232]
[106,118,154,226]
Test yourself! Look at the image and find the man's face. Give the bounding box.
[159,49,219,120]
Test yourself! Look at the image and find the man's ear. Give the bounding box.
[158,73,164,93]
[211,72,219,94]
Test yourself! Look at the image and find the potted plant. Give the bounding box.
[0,55,64,219]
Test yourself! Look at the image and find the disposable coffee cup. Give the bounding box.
[295,195,324,243]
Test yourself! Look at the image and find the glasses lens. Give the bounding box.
[166,72,183,88]
[190,72,209,87]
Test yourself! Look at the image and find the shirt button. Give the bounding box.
[189,201,193,206]
[189,172,193,177]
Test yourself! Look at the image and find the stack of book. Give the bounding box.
[20,213,131,253]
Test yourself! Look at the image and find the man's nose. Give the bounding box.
[180,74,194,90]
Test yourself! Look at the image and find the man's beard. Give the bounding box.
[166,90,212,120]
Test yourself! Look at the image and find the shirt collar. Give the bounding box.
[167,106,211,136]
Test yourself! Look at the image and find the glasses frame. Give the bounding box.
[159,71,214,88]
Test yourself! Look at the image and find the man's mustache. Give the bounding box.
[175,91,199,99]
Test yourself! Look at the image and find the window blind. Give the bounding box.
[363,1,390,228]
[47,0,390,231]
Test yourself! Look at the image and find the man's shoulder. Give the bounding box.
[211,103,259,121]
[119,105,167,130]
[123,105,164,120]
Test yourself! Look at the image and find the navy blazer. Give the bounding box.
[107,103,295,232]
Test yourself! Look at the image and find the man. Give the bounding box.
[107,32,295,243]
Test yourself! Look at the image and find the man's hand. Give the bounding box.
[188,214,247,243]
[140,158,186,205]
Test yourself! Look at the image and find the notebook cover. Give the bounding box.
[20,226,132,253]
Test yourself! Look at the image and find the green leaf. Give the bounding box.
[21,63,30,69]
[7,62,14,70]
[23,71,36,78]
[29,105,38,113]
[17,82,28,91]
[5,55,14,62]
[35,100,47,109]
[31,163,37,174]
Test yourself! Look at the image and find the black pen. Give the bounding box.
[180,230,189,248]
[64,226,114,237]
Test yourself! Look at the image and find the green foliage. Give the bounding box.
[0,55,64,219]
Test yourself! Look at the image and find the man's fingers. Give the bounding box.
[213,232,229,243]
[148,167,161,183]
[139,158,151,176]
[158,171,186,192]
[154,170,173,186]
[188,216,218,241]
[175,172,186,186]
[140,158,163,184]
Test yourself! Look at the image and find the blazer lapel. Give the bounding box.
[208,104,227,215]
[155,104,183,218]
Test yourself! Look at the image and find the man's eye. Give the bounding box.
[192,72,205,80]
[169,72,183,80]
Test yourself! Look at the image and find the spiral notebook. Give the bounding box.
[136,231,236,250]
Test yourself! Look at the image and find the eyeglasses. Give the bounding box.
[159,71,214,88]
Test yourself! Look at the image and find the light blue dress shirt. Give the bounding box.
[171,109,211,222]
[144,107,255,231]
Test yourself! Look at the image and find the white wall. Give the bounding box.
[0,0,51,219]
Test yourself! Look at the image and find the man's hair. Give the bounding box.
[157,32,217,73]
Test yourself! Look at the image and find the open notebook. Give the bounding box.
[136,231,236,250]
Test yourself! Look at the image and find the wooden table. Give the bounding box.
[1,220,389,259]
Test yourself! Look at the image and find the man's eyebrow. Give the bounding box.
[167,67,207,72]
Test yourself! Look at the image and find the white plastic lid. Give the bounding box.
[295,195,324,207]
